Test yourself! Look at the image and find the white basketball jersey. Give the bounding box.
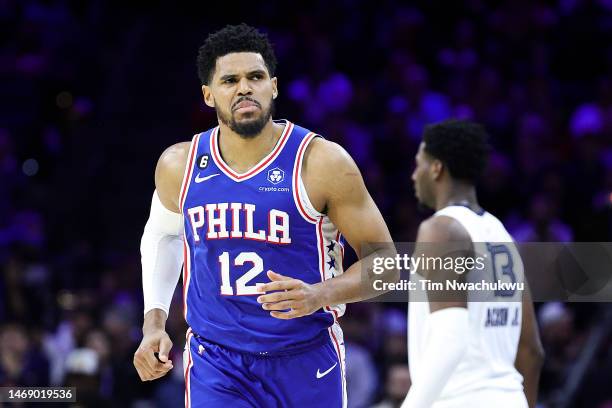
[408,205,525,402]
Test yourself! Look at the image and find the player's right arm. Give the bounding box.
[514,288,545,408]
[133,142,190,382]
[401,216,471,408]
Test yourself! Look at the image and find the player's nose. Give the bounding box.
[237,77,253,95]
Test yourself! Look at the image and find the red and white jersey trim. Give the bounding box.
[210,121,294,182]
[328,323,347,408]
[292,132,323,223]
[183,329,194,408]
[292,132,346,320]
[182,237,192,321]
[178,134,200,322]
[317,217,346,320]
[179,133,201,214]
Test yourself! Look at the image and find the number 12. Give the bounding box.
[219,252,265,295]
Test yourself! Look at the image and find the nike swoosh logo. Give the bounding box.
[195,173,220,183]
[316,362,338,379]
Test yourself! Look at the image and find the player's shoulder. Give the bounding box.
[154,141,192,212]
[303,137,357,174]
[158,141,192,167]
[300,136,365,210]
[417,214,471,243]
[156,141,193,179]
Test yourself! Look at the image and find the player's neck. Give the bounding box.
[217,120,283,173]
[436,183,479,211]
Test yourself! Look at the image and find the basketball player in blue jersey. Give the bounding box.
[402,120,544,407]
[133,24,396,408]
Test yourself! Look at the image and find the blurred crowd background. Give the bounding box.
[2,0,612,407]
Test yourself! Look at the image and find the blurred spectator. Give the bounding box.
[346,340,378,408]
[0,323,49,386]
[371,364,411,408]
[43,307,94,385]
[537,302,583,403]
[511,194,574,242]
[64,348,108,407]
[375,308,408,370]
[85,330,113,399]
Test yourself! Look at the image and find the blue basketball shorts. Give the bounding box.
[183,325,346,408]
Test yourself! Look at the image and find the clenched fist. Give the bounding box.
[133,329,174,381]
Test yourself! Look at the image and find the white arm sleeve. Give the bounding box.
[141,190,184,316]
[402,307,469,408]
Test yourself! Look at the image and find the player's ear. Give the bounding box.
[271,77,278,99]
[202,85,215,108]
[431,160,443,180]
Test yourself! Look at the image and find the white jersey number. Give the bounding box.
[219,252,264,295]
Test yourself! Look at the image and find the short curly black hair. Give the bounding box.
[423,119,490,183]
[197,24,277,85]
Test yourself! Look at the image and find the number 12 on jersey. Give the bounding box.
[219,252,265,296]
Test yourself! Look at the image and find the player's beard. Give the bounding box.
[218,98,275,139]
[414,183,435,213]
[416,201,435,214]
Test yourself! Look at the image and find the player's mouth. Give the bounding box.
[233,99,261,114]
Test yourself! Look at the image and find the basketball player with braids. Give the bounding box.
[133,24,395,408]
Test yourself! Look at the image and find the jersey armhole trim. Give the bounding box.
[293,132,324,223]
[433,209,477,243]
[178,133,202,214]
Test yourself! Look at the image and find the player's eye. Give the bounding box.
[223,78,236,84]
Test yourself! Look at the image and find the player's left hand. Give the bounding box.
[257,270,323,319]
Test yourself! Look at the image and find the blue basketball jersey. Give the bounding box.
[179,120,346,354]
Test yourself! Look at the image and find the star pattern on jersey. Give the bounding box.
[326,240,341,277]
